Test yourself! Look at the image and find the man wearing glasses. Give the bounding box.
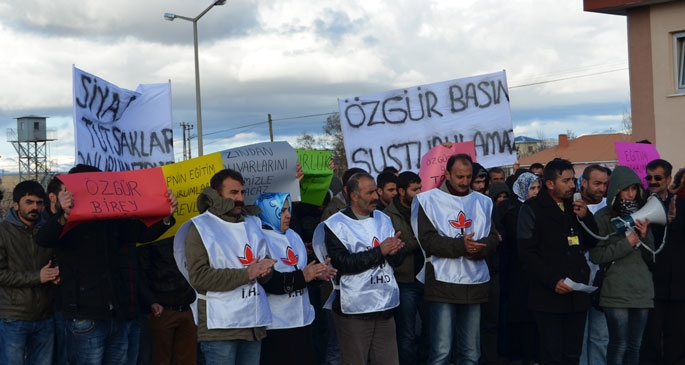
[644,158,673,245]
[642,158,682,365]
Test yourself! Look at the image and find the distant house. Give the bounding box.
[518,133,632,177]
[514,136,543,158]
[584,0,685,170]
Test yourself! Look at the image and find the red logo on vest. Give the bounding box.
[449,211,472,235]
[281,246,299,266]
[372,237,380,247]
[238,244,255,265]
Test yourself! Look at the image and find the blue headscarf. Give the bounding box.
[255,192,291,233]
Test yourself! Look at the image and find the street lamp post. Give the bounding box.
[164,0,226,156]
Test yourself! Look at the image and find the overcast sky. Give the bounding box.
[0,0,630,173]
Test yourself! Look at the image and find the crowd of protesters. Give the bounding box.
[0,155,684,365]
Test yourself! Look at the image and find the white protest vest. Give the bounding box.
[412,188,492,285]
[311,222,337,310]
[179,213,272,329]
[263,229,315,329]
[324,211,400,314]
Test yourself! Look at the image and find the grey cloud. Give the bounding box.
[313,9,367,44]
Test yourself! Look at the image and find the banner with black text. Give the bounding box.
[338,70,515,172]
[73,66,174,172]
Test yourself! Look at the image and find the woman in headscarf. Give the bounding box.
[255,192,336,365]
[499,172,542,364]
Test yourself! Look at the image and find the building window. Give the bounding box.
[676,32,685,93]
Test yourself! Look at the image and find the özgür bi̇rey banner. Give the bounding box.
[72,66,174,172]
[57,168,172,235]
[338,70,516,173]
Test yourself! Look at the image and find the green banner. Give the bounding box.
[296,149,334,206]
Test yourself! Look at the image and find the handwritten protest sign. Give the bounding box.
[221,141,300,204]
[57,168,170,235]
[73,66,174,172]
[155,152,225,241]
[339,71,515,174]
[419,142,477,191]
[296,149,333,206]
[615,142,661,189]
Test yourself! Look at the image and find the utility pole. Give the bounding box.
[180,122,194,160]
[268,113,274,142]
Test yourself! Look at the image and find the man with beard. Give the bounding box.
[471,162,490,194]
[376,171,398,210]
[579,165,610,365]
[518,158,598,364]
[322,172,405,364]
[413,154,499,364]
[642,159,685,364]
[383,171,424,364]
[0,181,59,364]
[644,159,673,248]
[175,168,277,364]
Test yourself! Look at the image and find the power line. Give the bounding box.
[509,68,628,89]
[192,66,629,139]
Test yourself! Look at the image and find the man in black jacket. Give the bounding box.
[0,181,58,365]
[517,158,598,364]
[36,164,177,364]
[323,172,405,364]
[140,236,197,364]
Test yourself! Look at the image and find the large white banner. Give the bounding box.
[338,70,515,173]
[73,66,174,171]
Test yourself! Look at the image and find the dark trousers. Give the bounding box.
[148,309,197,365]
[261,326,316,365]
[533,310,587,365]
[642,299,685,365]
[332,312,398,365]
[480,272,500,365]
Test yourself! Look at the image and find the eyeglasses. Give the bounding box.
[645,175,664,182]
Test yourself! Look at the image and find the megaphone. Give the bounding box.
[611,194,667,235]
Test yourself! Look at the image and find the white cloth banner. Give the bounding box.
[73,66,174,171]
[338,70,515,172]
[220,141,301,205]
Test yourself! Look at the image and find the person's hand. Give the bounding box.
[40,260,60,284]
[246,257,277,280]
[555,279,573,294]
[626,230,641,247]
[167,189,178,215]
[296,162,305,182]
[633,218,649,238]
[302,260,328,282]
[58,190,74,223]
[328,159,335,170]
[513,161,520,171]
[572,199,589,219]
[315,258,337,281]
[441,142,453,149]
[379,232,404,256]
[464,232,486,255]
[151,303,163,318]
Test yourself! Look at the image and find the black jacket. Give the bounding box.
[517,187,598,313]
[653,196,685,301]
[36,215,174,320]
[139,237,196,308]
[324,207,405,318]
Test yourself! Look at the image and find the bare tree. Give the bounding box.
[295,113,347,178]
[565,129,576,140]
[323,113,347,177]
[622,109,632,135]
[295,132,320,150]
